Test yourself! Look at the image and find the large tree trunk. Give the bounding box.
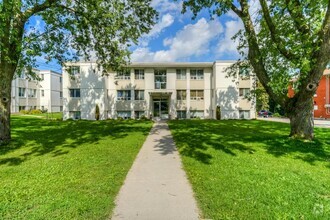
[0,67,14,143]
[288,96,314,140]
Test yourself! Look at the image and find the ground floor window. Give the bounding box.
[239,110,250,119]
[177,110,187,119]
[19,106,25,111]
[70,111,81,120]
[135,111,145,119]
[60,106,63,112]
[190,110,204,119]
[117,111,131,119]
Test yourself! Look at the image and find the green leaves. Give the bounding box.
[0,0,157,77]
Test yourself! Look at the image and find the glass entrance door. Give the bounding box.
[153,99,169,119]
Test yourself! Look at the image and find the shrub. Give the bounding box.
[19,110,29,114]
[30,109,42,114]
[95,104,100,120]
[273,113,282,118]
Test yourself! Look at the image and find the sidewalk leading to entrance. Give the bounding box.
[111,121,200,220]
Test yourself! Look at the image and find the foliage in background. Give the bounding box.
[182,0,330,139]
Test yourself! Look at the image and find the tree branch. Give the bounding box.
[259,0,297,61]
[22,0,57,21]
[238,0,287,107]
[285,0,310,35]
[230,3,243,17]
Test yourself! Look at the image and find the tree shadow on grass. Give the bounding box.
[169,120,330,167]
[0,117,152,166]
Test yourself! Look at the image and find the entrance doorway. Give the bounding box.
[153,99,169,119]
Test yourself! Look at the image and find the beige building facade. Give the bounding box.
[62,61,256,120]
[11,69,63,113]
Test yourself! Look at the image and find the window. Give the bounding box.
[117,111,131,119]
[134,69,145,80]
[69,66,80,75]
[41,90,44,97]
[19,106,25,111]
[28,89,37,98]
[190,90,204,100]
[177,90,187,100]
[117,90,131,100]
[60,92,63,98]
[19,87,26,97]
[41,106,44,111]
[70,111,81,119]
[134,90,144,100]
[176,69,186,79]
[70,89,81,98]
[116,70,131,80]
[239,88,250,97]
[60,106,63,112]
[40,74,44,80]
[239,110,250,119]
[239,67,250,78]
[190,111,204,118]
[177,111,186,119]
[60,77,62,83]
[190,69,204,80]
[135,111,145,119]
[154,69,166,89]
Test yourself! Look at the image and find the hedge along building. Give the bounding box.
[288,69,330,119]
[62,61,256,120]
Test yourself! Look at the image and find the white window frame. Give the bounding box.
[117,90,131,100]
[239,88,250,97]
[190,69,204,80]
[177,90,187,100]
[134,69,145,80]
[19,87,26,97]
[116,70,131,80]
[69,89,81,98]
[176,69,187,80]
[134,90,145,100]
[190,90,204,100]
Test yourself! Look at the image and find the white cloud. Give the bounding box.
[147,13,174,38]
[131,18,224,62]
[217,20,244,56]
[151,0,182,14]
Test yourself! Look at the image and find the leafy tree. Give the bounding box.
[256,81,269,112]
[182,0,330,139]
[0,0,157,142]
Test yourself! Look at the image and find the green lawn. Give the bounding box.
[0,116,152,219]
[169,120,330,219]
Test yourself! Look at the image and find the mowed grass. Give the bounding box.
[0,116,152,219]
[169,120,330,219]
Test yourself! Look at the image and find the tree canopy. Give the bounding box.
[0,0,157,142]
[183,0,330,139]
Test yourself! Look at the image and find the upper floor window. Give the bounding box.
[177,90,187,100]
[176,69,186,80]
[135,69,145,80]
[154,69,166,89]
[69,66,80,75]
[40,74,44,80]
[190,69,204,80]
[70,89,81,98]
[19,87,26,97]
[239,88,250,97]
[60,77,62,83]
[60,91,63,98]
[135,90,145,100]
[239,67,250,79]
[190,90,204,100]
[28,89,37,98]
[41,90,44,97]
[117,90,131,100]
[116,70,131,80]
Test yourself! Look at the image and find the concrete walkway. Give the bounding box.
[258,117,330,128]
[111,121,200,220]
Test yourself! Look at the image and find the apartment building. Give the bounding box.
[288,69,330,119]
[11,69,63,113]
[62,61,256,120]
